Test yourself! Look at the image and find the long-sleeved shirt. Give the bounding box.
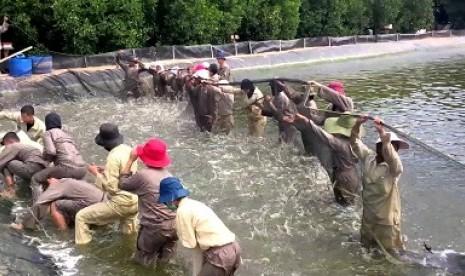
[351,132,403,226]
[213,85,234,116]
[0,112,46,144]
[0,143,48,171]
[23,178,106,229]
[95,144,137,206]
[120,168,175,227]
[245,87,266,122]
[176,197,236,251]
[116,54,144,92]
[218,63,231,81]
[43,128,85,168]
[312,87,354,126]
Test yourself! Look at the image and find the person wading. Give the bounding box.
[116,51,145,100]
[119,138,177,267]
[159,177,241,276]
[0,132,48,198]
[240,79,267,138]
[211,80,235,135]
[216,51,231,81]
[351,116,408,253]
[283,112,360,206]
[31,112,87,202]
[74,123,138,245]
[11,177,106,231]
[0,105,46,144]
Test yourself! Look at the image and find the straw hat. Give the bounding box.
[323,114,357,138]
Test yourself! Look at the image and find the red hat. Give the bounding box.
[192,63,207,73]
[136,138,171,168]
[328,81,345,95]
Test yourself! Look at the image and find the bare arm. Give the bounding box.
[375,120,403,176]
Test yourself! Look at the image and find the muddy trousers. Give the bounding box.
[75,200,138,245]
[30,166,87,203]
[361,219,404,253]
[3,161,45,182]
[134,225,177,267]
[197,242,241,276]
[247,117,266,138]
[212,115,234,135]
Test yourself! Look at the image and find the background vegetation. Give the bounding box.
[0,0,462,55]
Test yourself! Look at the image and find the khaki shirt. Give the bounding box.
[245,87,266,123]
[95,144,137,207]
[176,198,235,251]
[352,133,403,225]
[0,112,46,144]
[219,63,231,81]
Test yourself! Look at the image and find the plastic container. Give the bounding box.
[31,55,53,74]
[8,56,33,77]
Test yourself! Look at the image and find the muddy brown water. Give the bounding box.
[1,46,465,275]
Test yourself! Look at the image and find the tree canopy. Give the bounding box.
[0,0,457,55]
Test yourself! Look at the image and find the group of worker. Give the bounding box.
[0,51,409,274]
[115,51,410,255]
[0,106,240,275]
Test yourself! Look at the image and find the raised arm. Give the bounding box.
[374,119,403,176]
[350,116,372,161]
[317,86,353,112]
[0,111,21,123]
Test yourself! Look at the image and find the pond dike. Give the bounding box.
[1,36,465,108]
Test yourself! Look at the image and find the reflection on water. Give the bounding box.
[2,47,465,275]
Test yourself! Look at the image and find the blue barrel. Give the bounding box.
[9,56,33,77]
[31,55,53,74]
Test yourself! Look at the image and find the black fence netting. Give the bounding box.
[48,30,465,70]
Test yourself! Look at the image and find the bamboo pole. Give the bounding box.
[0,46,33,64]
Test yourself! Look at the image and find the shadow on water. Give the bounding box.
[1,46,465,275]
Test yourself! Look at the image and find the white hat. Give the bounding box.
[193,69,209,80]
[376,132,409,149]
[218,80,229,85]
[202,62,210,69]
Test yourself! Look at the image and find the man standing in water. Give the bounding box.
[351,116,408,253]
[120,138,177,267]
[0,105,46,144]
[216,51,231,81]
[159,177,241,276]
[241,79,267,137]
[74,123,138,245]
[116,51,145,100]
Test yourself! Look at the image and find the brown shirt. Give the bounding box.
[43,128,86,168]
[218,63,231,81]
[0,143,48,171]
[120,168,176,227]
[23,178,106,228]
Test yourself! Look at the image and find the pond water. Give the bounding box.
[1,46,465,275]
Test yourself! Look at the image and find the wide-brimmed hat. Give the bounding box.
[376,132,409,149]
[136,138,171,168]
[328,81,345,95]
[159,177,190,204]
[323,114,357,138]
[95,123,124,148]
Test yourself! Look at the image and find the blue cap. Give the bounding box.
[159,177,190,204]
[216,50,226,60]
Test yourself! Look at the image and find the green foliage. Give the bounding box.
[397,0,433,32]
[444,0,465,29]
[52,0,150,54]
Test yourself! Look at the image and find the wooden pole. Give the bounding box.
[0,46,33,64]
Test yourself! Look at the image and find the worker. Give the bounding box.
[351,116,408,253]
[240,79,267,137]
[283,112,360,206]
[11,177,106,231]
[30,112,87,202]
[116,51,145,100]
[0,132,48,198]
[0,105,46,144]
[208,63,220,82]
[159,177,241,276]
[120,138,177,267]
[216,51,231,81]
[74,123,138,245]
[0,16,9,59]
[211,80,235,135]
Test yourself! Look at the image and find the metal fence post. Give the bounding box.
[248,41,252,54]
[303,38,306,48]
[450,30,453,37]
[279,40,282,52]
[234,42,238,56]
[396,33,399,41]
[354,35,358,44]
[210,45,214,58]
[84,56,88,68]
[328,37,332,46]
[132,48,136,57]
[172,46,175,60]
